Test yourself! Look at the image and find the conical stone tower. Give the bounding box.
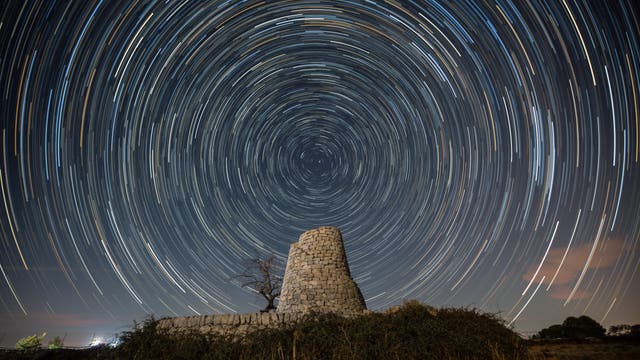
[277,226,366,314]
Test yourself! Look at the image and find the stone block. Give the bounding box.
[218,314,231,325]
[188,317,200,328]
[248,313,256,324]
[200,325,211,333]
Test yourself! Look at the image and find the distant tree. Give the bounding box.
[48,335,65,349]
[237,254,283,312]
[15,333,46,350]
[608,324,631,336]
[538,324,565,339]
[630,324,640,338]
[562,316,605,338]
[536,316,606,339]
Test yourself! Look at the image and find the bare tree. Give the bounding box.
[237,254,283,312]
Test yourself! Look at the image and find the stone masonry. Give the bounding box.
[156,312,306,337]
[277,226,366,314]
[157,226,366,336]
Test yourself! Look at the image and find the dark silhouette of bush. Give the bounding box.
[607,324,640,341]
[105,301,525,360]
[562,316,606,339]
[536,315,606,339]
[609,324,632,336]
[0,302,526,359]
[114,316,242,359]
[537,324,565,339]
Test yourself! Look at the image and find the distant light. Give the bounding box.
[89,337,104,347]
[109,338,121,348]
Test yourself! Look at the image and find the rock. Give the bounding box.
[200,325,211,332]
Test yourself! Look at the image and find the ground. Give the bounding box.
[525,339,640,360]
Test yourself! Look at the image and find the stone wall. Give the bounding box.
[277,226,366,314]
[156,312,306,337]
[157,226,367,336]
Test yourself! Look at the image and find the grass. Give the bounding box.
[525,338,640,360]
[108,301,526,359]
[11,301,638,359]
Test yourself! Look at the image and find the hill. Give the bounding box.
[0,301,527,359]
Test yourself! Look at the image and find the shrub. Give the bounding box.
[537,315,606,339]
[48,335,64,349]
[110,302,526,359]
[562,316,605,338]
[538,324,565,339]
[608,324,631,336]
[609,324,640,339]
[15,332,46,350]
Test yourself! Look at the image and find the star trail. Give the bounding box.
[1,0,639,346]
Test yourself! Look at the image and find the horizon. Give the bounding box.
[0,300,630,348]
[1,0,639,349]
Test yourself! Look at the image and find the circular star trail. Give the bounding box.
[1,0,639,343]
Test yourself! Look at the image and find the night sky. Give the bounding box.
[1,0,639,347]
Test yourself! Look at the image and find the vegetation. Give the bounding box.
[534,316,606,339]
[14,333,45,351]
[527,317,640,359]
[526,340,640,360]
[3,305,638,359]
[99,301,525,359]
[609,324,640,338]
[236,254,283,312]
[47,336,64,350]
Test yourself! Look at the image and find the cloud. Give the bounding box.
[549,286,591,300]
[522,239,625,301]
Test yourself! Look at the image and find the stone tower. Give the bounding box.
[277,226,366,314]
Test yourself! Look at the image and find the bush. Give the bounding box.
[562,316,605,338]
[109,302,526,360]
[608,324,640,339]
[609,324,631,336]
[537,315,606,339]
[48,335,64,349]
[15,333,46,350]
[538,324,565,339]
[114,316,242,360]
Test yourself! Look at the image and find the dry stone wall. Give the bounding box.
[277,226,366,314]
[156,312,305,337]
[157,226,366,336]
